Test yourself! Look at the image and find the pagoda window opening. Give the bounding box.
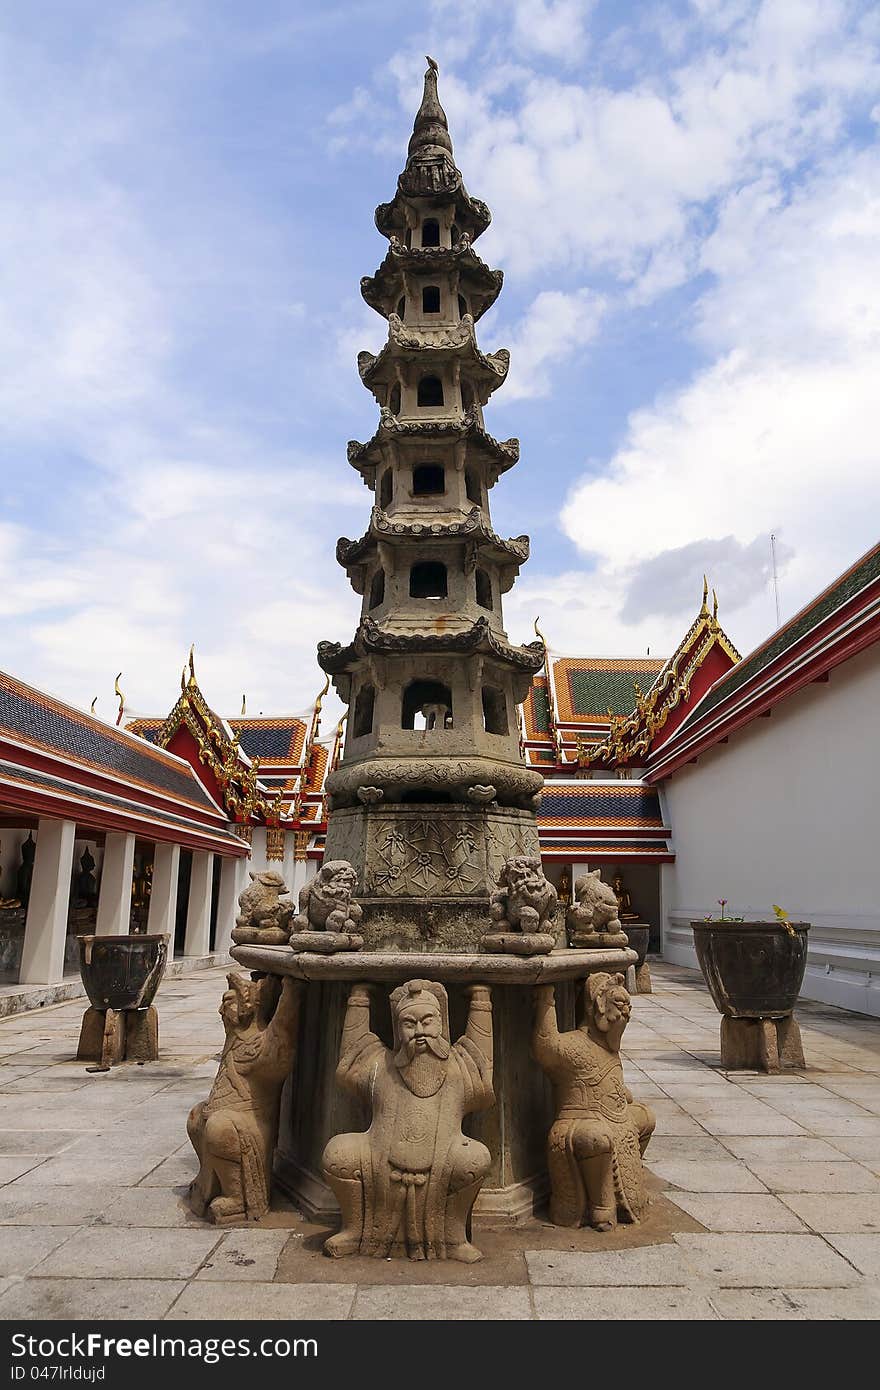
[409,560,447,599]
[465,468,482,505]
[402,680,453,730]
[482,686,508,736]
[418,375,444,407]
[475,569,493,609]
[352,685,375,739]
[461,381,474,411]
[451,223,460,245]
[397,296,406,318]
[379,469,393,508]
[389,383,401,414]
[421,219,440,247]
[368,568,385,609]
[422,285,441,314]
[412,463,445,496]
[458,294,468,319]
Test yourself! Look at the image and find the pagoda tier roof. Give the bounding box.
[336,505,529,574]
[375,178,490,244]
[588,588,741,767]
[317,615,545,677]
[360,239,503,320]
[348,409,519,484]
[357,314,509,403]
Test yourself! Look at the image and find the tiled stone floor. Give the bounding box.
[0,962,879,1320]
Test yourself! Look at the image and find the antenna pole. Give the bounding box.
[770,532,781,628]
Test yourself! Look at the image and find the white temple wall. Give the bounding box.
[661,641,880,1016]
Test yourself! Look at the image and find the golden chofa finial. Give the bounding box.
[114,673,125,727]
[712,588,719,621]
[533,616,548,647]
[240,694,247,717]
[188,644,196,685]
[699,575,710,618]
[315,673,331,710]
[90,696,98,715]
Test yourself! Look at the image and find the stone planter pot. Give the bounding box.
[78,934,169,1011]
[690,921,809,1019]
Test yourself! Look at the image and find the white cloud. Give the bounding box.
[557,144,880,656]
[495,287,605,401]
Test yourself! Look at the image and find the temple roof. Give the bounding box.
[0,670,221,815]
[536,780,673,861]
[553,657,666,723]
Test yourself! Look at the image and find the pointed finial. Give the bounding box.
[712,589,719,620]
[180,666,187,694]
[699,575,709,618]
[114,673,125,727]
[188,644,196,684]
[408,56,453,159]
[90,696,98,715]
[534,616,547,647]
[240,694,247,717]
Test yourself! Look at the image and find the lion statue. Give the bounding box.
[567,869,626,946]
[232,870,294,945]
[292,860,363,936]
[489,855,557,934]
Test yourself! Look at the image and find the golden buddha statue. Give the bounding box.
[611,872,638,923]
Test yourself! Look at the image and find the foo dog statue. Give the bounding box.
[231,870,294,946]
[188,972,303,1224]
[532,973,655,1231]
[288,859,364,953]
[322,979,494,1262]
[483,854,558,955]
[567,869,629,949]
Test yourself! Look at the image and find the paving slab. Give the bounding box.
[167,1281,357,1320]
[532,1287,719,1320]
[0,1225,74,1275]
[0,1277,186,1320]
[673,1233,861,1287]
[664,1193,807,1232]
[32,1225,222,1279]
[195,1230,292,1282]
[0,1131,82,1155]
[744,1161,880,1193]
[0,1155,48,1184]
[710,1287,880,1320]
[780,1194,880,1234]
[646,1160,768,1193]
[824,1235,880,1277]
[525,1245,695,1286]
[352,1285,533,1320]
[720,1136,845,1163]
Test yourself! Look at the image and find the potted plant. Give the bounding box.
[691,904,810,1072]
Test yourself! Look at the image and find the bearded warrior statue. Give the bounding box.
[532,973,655,1231]
[187,972,303,1224]
[322,979,494,1262]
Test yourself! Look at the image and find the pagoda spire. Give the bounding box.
[408,57,453,160]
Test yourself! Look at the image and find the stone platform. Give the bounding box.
[231,943,636,1225]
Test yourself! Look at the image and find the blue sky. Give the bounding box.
[1,0,878,725]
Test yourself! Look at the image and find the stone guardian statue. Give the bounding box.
[188,972,303,1224]
[532,973,655,1231]
[322,979,494,1261]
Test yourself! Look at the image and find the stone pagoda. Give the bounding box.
[319,58,545,950]
[222,62,639,1239]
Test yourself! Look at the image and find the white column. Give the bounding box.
[147,842,180,939]
[184,850,213,956]
[214,855,248,954]
[95,831,136,936]
[572,861,590,887]
[19,818,77,985]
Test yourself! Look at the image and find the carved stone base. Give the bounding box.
[323,802,542,951]
[720,1014,805,1073]
[481,932,555,956]
[569,931,630,951]
[77,1005,159,1067]
[286,932,364,954]
[231,927,290,946]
